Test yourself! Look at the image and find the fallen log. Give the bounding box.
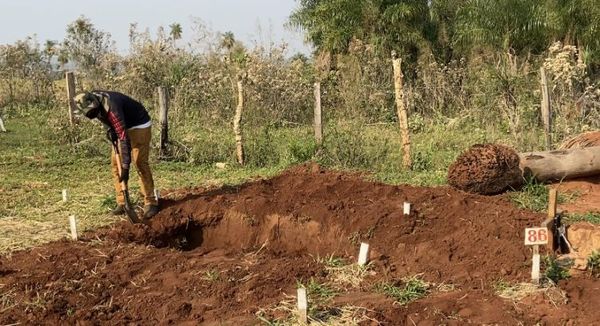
[448,144,600,195]
[519,146,600,183]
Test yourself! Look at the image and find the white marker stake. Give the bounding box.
[358,242,370,266]
[62,189,68,202]
[531,246,541,284]
[69,215,78,241]
[297,287,308,324]
[154,189,160,201]
[403,202,411,215]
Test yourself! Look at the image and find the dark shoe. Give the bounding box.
[112,205,126,216]
[143,205,159,220]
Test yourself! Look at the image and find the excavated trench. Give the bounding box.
[97,164,545,285]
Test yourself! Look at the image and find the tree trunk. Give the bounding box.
[392,52,411,169]
[519,146,600,182]
[234,74,245,165]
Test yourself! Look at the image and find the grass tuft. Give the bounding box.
[587,251,600,277]
[375,275,429,305]
[543,255,570,284]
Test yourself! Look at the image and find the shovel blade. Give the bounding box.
[123,190,142,224]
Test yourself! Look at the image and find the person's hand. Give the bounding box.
[119,167,129,183]
[106,129,118,143]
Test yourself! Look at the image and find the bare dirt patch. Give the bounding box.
[1,165,599,324]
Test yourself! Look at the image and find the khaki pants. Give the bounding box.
[111,127,157,206]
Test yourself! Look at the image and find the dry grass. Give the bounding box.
[256,295,380,325]
[326,263,373,289]
[494,281,567,305]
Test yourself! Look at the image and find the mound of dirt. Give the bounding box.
[560,131,600,149]
[448,143,523,195]
[2,164,598,324]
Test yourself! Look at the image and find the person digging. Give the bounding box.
[74,91,159,221]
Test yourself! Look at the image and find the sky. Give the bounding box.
[0,0,311,54]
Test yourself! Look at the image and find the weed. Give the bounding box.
[587,251,600,277]
[315,254,346,268]
[375,275,429,305]
[298,278,336,303]
[565,212,600,225]
[543,255,570,284]
[201,269,221,282]
[509,179,549,212]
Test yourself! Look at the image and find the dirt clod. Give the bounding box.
[448,143,523,195]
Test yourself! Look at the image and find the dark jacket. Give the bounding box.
[93,91,151,170]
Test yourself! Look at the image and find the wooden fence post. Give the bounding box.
[234,74,245,165]
[157,86,169,157]
[540,67,552,150]
[65,72,77,125]
[392,51,411,169]
[314,81,323,145]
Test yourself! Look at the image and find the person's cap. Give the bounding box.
[73,92,100,116]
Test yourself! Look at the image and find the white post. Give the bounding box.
[62,189,68,202]
[358,242,370,266]
[154,188,160,201]
[69,215,78,241]
[531,245,541,284]
[297,287,308,324]
[403,202,411,215]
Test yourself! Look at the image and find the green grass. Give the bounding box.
[543,255,570,284]
[375,276,430,305]
[564,212,600,225]
[509,179,577,213]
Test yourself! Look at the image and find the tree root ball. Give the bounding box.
[448,144,523,195]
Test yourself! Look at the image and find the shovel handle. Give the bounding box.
[112,142,128,190]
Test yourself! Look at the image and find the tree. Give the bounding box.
[547,0,600,65]
[61,16,114,77]
[453,0,550,56]
[169,23,183,47]
[220,31,236,52]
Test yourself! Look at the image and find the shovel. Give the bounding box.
[112,142,142,224]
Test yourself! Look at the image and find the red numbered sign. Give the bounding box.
[524,227,549,246]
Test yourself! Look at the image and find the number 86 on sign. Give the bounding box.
[524,227,549,246]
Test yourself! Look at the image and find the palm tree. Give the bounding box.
[220,31,236,52]
[453,0,549,56]
[169,23,182,47]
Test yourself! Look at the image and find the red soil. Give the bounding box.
[1,165,599,324]
[448,144,523,195]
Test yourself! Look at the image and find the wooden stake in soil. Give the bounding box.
[403,202,411,215]
[233,74,245,165]
[69,215,78,241]
[157,86,169,158]
[65,72,77,125]
[542,188,558,253]
[540,67,552,150]
[314,81,323,145]
[358,242,370,266]
[154,188,160,201]
[297,287,308,324]
[62,189,68,202]
[392,51,411,169]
